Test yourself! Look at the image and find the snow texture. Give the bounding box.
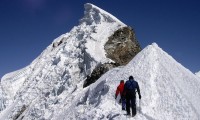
[195,71,200,78]
[0,3,200,120]
[51,43,200,120]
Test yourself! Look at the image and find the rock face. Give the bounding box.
[84,26,141,87]
[83,63,118,87]
[105,26,141,65]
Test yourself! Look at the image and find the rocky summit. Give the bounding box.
[84,26,141,87]
[105,26,141,65]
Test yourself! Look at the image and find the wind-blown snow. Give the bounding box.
[1,3,200,120]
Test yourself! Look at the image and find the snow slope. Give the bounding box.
[0,3,126,120]
[51,43,200,120]
[195,71,200,78]
[1,3,200,120]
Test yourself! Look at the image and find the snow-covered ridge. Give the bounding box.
[196,71,200,78]
[52,43,200,120]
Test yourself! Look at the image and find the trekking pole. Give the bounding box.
[139,99,141,113]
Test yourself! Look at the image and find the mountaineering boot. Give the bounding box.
[132,105,136,117]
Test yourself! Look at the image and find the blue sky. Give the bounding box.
[0,0,200,78]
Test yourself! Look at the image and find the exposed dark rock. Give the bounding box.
[13,105,26,120]
[104,26,141,65]
[83,26,141,88]
[57,85,65,96]
[52,38,64,48]
[83,63,118,88]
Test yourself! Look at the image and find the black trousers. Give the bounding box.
[126,95,136,116]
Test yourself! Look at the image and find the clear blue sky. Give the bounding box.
[0,0,200,78]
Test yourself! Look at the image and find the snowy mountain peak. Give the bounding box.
[80,3,125,26]
[0,3,135,120]
[151,42,158,47]
[124,42,200,119]
[1,2,200,120]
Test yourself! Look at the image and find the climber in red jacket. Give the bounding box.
[115,80,126,110]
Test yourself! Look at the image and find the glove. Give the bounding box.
[115,94,117,99]
[139,95,141,99]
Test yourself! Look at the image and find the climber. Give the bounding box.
[115,80,126,110]
[123,76,141,117]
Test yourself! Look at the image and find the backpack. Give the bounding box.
[127,80,137,89]
[125,80,137,97]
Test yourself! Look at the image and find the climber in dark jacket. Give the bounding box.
[123,76,141,117]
